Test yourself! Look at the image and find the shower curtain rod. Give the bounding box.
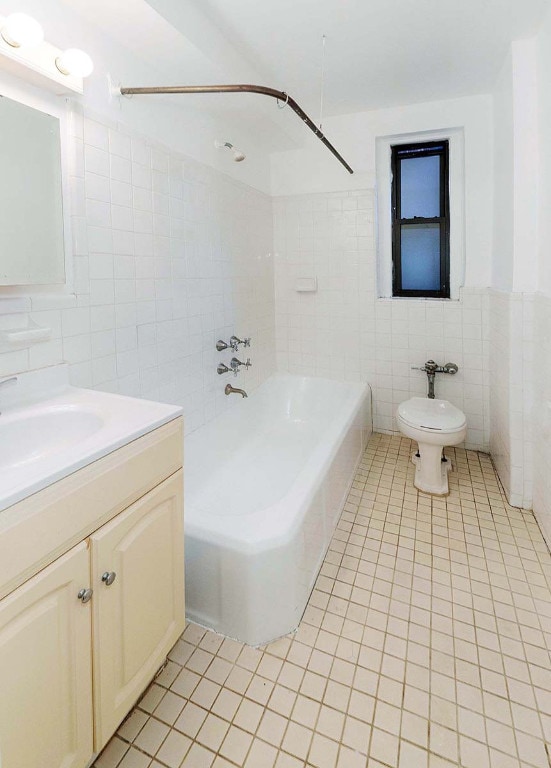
[118,83,354,174]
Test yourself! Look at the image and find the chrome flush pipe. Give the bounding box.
[411,360,459,399]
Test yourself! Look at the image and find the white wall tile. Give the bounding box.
[274,190,490,450]
[0,108,276,436]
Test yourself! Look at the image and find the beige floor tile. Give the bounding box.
[234,698,265,733]
[117,710,148,743]
[117,748,150,768]
[180,743,215,768]
[281,721,313,760]
[196,713,230,752]
[257,709,289,747]
[243,738,278,768]
[274,752,305,768]
[156,730,192,768]
[336,744,369,768]
[308,733,339,768]
[246,674,274,705]
[219,725,254,764]
[94,435,551,768]
[315,705,345,742]
[291,694,320,729]
[212,758,235,768]
[133,717,169,756]
[94,737,129,768]
[211,687,242,721]
[175,701,208,738]
[191,678,222,709]
[153,690,186,725]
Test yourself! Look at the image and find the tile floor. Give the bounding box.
[94,433,551,768]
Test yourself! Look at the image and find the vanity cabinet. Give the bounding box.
[0,542,93,768]
[91,470,184,748]
[0,418,184,768]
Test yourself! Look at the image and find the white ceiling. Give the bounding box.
[188,0,551,115]
[59,0,551,158]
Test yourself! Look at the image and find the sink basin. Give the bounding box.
[0,364,182,513]
[0,406,104,470]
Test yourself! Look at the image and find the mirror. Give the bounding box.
[0,95,65,285]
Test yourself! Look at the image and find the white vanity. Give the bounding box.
[0,366,184,768]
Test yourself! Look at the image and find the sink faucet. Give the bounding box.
[0,376,18,414]
[411,360,458,399]
[225,383,247,398]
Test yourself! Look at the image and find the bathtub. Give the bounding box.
[184,374,371,646]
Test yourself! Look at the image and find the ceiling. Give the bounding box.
[59,0,551,157]
[186,0,550,116]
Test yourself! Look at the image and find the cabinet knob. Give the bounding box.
[77,588,93,603]
[101,571,117,586]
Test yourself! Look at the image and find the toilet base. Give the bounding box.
[412,445,452,495]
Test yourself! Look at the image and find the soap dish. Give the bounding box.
[0,317,51,349]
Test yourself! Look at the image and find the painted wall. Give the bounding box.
[492,50,514,292]
[533,5,551,542]
[489,39,539,510]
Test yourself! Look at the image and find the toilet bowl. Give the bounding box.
[396,397,467,495]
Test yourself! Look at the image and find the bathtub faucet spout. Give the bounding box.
[225,384,248,398]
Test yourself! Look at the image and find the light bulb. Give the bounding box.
[55,48,94,78]
[1,13,44,48]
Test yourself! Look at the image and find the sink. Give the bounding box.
[0,364,182,513]
[0,406,104,470]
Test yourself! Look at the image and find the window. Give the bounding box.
[391,140,450,298]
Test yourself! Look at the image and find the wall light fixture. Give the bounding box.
[1,13,44,49]
[0,13,93,94]
[55,48,94,78]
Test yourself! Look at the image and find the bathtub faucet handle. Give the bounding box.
[230,335,251,350]
[230,357,252,374]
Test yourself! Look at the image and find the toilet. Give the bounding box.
[396,397,467,495]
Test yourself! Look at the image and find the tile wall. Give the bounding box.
[273,191,490,451]
[533,293,551,544]
[488,289,533,509]
[0,105,276,434]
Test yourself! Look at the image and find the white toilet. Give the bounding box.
[396,397,467,495]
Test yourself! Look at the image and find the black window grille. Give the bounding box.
[391,140,450,298]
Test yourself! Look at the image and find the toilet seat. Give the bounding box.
[396,396,467,495]
[397,397,466,434]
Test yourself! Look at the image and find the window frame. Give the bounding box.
[391,139,450,299]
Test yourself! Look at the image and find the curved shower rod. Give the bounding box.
[118,83,354,174]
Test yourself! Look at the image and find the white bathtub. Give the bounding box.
[184,374,371,646]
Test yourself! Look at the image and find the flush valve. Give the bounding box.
[411,359,459,398]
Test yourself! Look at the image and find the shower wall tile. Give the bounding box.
[273,190,490,451]
[0,106,276,435]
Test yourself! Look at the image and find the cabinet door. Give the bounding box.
[91,470,184,749]
[0,542,93,768]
